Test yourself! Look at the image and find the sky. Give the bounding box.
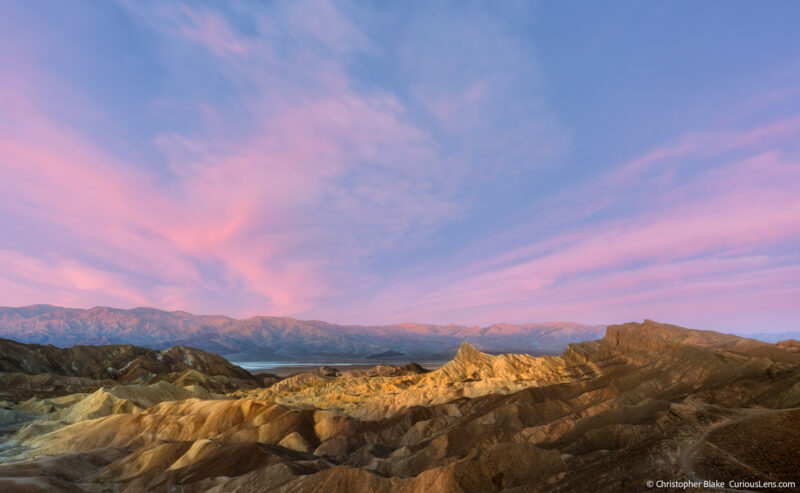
[1,1,799,332]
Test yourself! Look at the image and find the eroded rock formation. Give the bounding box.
[1,320,799,492]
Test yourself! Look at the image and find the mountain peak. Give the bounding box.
[454,341,482,362]
[436,341,501,381]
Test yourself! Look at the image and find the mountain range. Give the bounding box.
[0,305,606,359]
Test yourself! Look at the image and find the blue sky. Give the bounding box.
[1,1,799,332]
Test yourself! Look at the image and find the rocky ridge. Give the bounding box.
[0,337,274,403]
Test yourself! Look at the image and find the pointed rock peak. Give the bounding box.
[454,341,483,362]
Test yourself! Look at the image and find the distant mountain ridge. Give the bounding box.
[0,305,605,359]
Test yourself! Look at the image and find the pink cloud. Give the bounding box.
[2,1,798,333]
[336,124,800,328]
[179,6,248,56]
[0,250,153,308]
[614,116,800,183]
[0,3,456,318]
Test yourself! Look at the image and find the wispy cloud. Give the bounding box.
[179,5,249,56]
[0,1,558,317]
[0,1,798,332]
[340,121,800,329]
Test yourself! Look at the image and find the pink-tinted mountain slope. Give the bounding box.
[0,305,605,359]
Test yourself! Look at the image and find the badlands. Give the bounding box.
[1,320,799,492]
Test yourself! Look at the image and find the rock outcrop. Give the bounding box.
[0,337,275,402]
[777,339,800,353]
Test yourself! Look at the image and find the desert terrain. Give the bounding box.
[1,320,799,492]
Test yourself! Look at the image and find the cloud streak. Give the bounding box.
[0,1,799,332]
[340,123,800,330]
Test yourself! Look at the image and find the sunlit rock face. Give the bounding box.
[2,320,800,492]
